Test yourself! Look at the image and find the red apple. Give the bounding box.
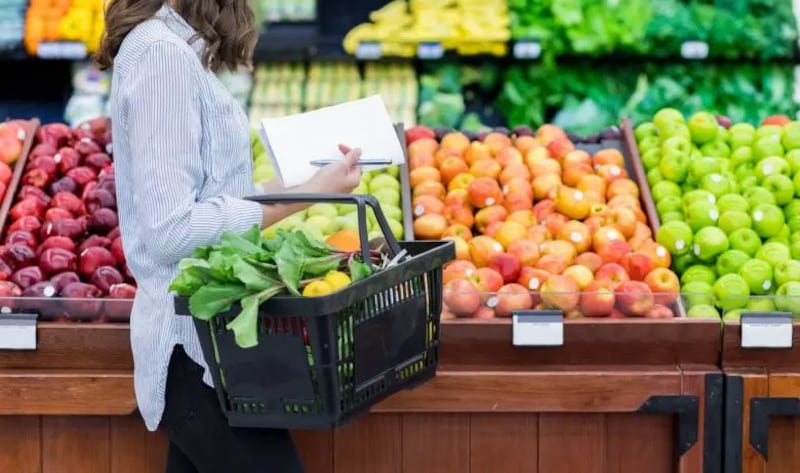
[595,263,631,288]
[644,304,674,319]
[443,260,477,284]
[443,279,481,317]
[616,281,655,317]
[579,281,616,317]
[473,306,496,319]
[492,283,534,318]
[468,267,504,295]
[620,251,654,281]
[643,267,680,306]
[488,253,522,284]
[540,275,580,312]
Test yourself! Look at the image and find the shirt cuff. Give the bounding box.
[224,197,263,234]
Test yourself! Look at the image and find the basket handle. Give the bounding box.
[244,193,402,265]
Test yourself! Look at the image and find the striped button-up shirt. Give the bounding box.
[109,4,263,431]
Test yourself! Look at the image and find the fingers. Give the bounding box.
[343,148,362,172]
[338,144,352,154]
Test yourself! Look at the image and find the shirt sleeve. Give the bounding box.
[124,41,263,265]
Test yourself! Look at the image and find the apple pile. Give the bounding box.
[0,119,136,320]
[637,109,800,319]
[405,124,680,319]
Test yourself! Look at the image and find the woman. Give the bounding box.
[96,1,362,471]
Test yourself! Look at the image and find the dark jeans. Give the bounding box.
[160,345,305,473]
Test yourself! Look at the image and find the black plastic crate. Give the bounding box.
[176,194,454,429]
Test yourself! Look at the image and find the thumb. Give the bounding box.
[338,144,352,155]
[343,148,362,172]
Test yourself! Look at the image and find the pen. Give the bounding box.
[310,158,393,167]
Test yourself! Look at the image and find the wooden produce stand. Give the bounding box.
[722,321,800,473]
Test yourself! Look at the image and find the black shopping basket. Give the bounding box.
[175,193,455,429]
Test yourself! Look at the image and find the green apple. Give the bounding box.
[373,188,400,207]
[660,152,690,183]
[713,273,751,312]
[729,123,756,137]
[688,111,719,144]
[683,189,716,207]
[661,136,692,155]
[652,181,683,203]
[686,201,720,232]
[369,174,400,193]
[688,157,722,184]
[744,187,777,209]
[304,215,336,235]
[729,228,762,256]
[738,259,774,295]
[673,252,700,274]
[717,194,749,214]
[700,140,731,158]
[306,203,339,219]
[334,213,360,232]
[352,182,369,195]
[386,218,404,239]
[718,211,752,235]
[774,260,800,287]
[717,249,751,276]
[687,304,721,319]
[746,297,777,312]
[681,264,718,285]
[755,156,792,181]
[656,195,684,216]
[635,122,659,142]
[385,166,400,178]
[784,149,800,174]
[781,121,800,150]
[700,173,732,198]
[730,146,755,169]
[775,281,800,315]
[656,220,694,256]
[381,204,403,222]
[642,148,662,170]
[788,214,800,233]
[693,226,729,261]
[296,222,325,242]
[660,211,685,224]
[647,168,664,186]
[794,171,800,198]
[756,241,792,268]
[682,281,715,307]
[653,108,686,129]
[738,174,759,191]
[638,136,662,156]
[751,204,785,239]
[785,201,800,220]
[729,130,756,151]
[752,135,785,161]
[756,125,784,139]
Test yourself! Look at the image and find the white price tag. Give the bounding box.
[513,41,541,59]
[512,310,563,347]
[417,41,444,60]
[355,41,382,60]
[741,312,793,349]
[0,314,37,350]
[680,41,709,60]
[37,41,88,60]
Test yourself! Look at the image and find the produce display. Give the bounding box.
[405,123,680,319]
[253,0,316,22]
[636,109,800,319]
[343,0,510,57]
[0,0,26,51]
[417,63,499,131]
[24,0,105,55]
[0,118,136,321]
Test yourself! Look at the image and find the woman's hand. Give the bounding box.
[307,145,363,194]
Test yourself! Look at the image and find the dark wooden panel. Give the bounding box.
[42,416,110,473]
[145,429,168,473]
[440,319,720,370]
[333,414,401,473]
[0,370,135,415]
[538,414,605,473]
[375,370,681,413]
[293,430,333,473]
[606,414,674,473]
[402,414,469,473]
[0,416,41,473]
[742,372,769,473]
[680,369,712,472]
[470,413,538,473]
[768,417,799,473]
[109,415,167,473]
[722,322,800,370]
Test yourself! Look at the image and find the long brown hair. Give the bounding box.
[95,0,257,72]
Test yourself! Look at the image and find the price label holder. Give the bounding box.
[680,41,709,60]
[741,311,793,349]
[37,41,88,60]
[355,41,382,60]
[0,313,38,350]
[417,41,444,60]
[513,40,541,60]
[512,310,563,347]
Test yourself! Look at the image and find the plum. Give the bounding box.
[60,282,103,320]
[1,244,37,270]
[80,181,96,201]
[29,143,57,160]
[91,266,123,294]
[54,147,81,174]
[6,230,37,250]
[107,227,121,240]
[110,237,125,265]
[0,259,12,281]
[39,236,75,254]
[39,247,77,275]
[44,207,73,222]
[50,271,80,293]
[10,199,46,220]
[22,169,51,188]
[77,235,111,253]
[8,216,42,235]
[87,208,118,235]
[10,266,43,289]
[78,246,115,277]
[74,137,101,156]
[98,165,114,181]
[84,152,112,170]
[66,166,97,186]
[18,185,50,206]
[50,192,85,216]
[49,176,78,195]
[23,281,57,298]
[27,155,58,177]
[84,188,115,213]
[40,218,86,241]
[95,178,116,196]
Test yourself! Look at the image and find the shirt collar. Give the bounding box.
[154,4,205,59]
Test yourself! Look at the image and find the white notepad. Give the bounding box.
[258,95,405,188]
